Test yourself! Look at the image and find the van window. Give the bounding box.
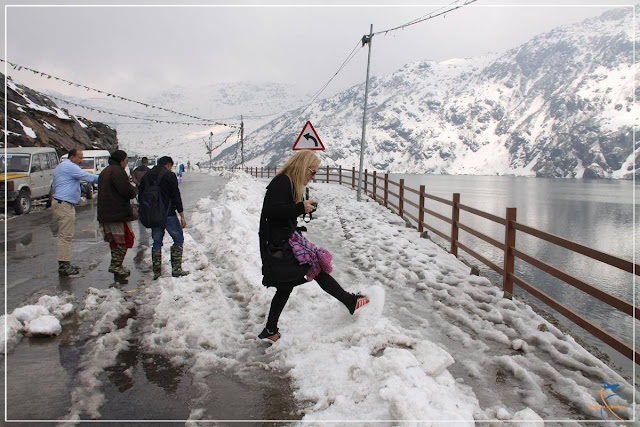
[2,154,31,173]
[31,154,43,172]
[80,158,95,169]
[33,154,44,172]
[48,152,59,169]
[40,153,52,170]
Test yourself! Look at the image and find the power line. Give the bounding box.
[243,0,472,124]
[1,59,238,128]
[239,39,365,122]
[303,39,363,108]
[373,0,477,36]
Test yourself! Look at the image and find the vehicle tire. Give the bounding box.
[45,187,53,208]
[14,190,31,215]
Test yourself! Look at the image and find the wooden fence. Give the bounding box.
[223,165,639,365]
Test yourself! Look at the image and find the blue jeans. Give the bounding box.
[151,215,184,250]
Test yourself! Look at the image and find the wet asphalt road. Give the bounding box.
[1,171,298,425]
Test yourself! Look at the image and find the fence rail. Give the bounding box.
[228,164,638,365]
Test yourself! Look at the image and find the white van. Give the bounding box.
[1,147,59,214]
[60,149,110,199]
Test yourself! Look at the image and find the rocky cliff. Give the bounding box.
[1,73,118,155]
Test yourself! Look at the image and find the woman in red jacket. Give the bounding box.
[258,150,369,342]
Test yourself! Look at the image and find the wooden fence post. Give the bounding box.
[384,173,389,208]
[399,179,404,219]
[450,193,460,256]
[503,207,517,299]
[373,171,377,202]
[326,165,329,183]
[339,165,342,185]
[364,169,368,195]
[352,167,356,189]
[261,167,264,178]
[418,185,425,233]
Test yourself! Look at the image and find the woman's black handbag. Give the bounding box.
[265,237,310,283]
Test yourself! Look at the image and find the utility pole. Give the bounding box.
[357,24,373,202]
[240,115,245,168]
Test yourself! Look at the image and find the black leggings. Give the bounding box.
[266,272,355,332]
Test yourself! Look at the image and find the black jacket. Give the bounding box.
[97,161,137,223]
[259,174,306,286]
[138,165,183,217]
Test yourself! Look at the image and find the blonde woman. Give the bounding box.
[258,150,369,342]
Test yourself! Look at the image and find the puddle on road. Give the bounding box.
[97,305,301,422]
[5,293,301,423]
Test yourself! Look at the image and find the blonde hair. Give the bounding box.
[277,151,321,202]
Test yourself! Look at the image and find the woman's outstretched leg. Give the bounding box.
[260,286,293,341]
[314,272,369,314]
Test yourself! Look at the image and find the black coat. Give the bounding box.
[138,165,183,217]
[97,162,137,223]
[259,174,307,286]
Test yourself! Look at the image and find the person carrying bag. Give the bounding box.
[257,151,369,343]
[138,156,189,280]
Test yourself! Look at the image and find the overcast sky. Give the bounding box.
[3,0,633,111]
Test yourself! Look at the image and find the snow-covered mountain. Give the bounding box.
[44,82,308,165]
[215,7,637,179]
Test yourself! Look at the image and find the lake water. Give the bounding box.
[354,173,638,381]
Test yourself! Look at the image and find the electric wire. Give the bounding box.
[240,39,364,121]
[373,0,477,36]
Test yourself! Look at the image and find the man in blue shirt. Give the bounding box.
[52,148,99,276]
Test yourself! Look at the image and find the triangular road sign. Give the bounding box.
[293,121,325,151]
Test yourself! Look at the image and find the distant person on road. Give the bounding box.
[138,156,189,280]
[177,162,185,181]
[187,160,191,172]
[97,150,137,283]
[257,150,369,343]
[52,148,100,276]
[131,157,150,190]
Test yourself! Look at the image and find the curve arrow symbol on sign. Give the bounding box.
[304,133,318,147]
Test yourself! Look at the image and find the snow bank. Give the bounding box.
[137,171,479,422]
[2,293,75,352]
